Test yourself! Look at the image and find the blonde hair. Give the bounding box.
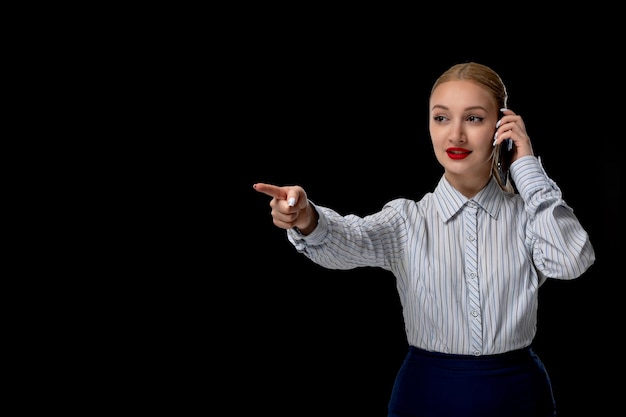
[431,62,514,192]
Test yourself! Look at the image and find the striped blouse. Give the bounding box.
[287,155,595,356]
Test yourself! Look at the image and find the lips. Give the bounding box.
[446,148,471,160]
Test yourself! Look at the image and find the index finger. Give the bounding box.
[253,183,287,200]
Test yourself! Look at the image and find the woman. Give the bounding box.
[253,62,595,417]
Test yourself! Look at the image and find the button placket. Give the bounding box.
[464,201,482,354]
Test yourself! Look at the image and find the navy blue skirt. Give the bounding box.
[388,346,555,417]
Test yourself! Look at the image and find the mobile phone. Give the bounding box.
[497,110,514,185]
[497,138,513,185]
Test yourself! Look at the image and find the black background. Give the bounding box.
[29,8,624,416]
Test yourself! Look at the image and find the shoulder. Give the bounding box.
[384,193,436,217]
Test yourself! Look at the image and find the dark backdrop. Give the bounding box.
[48,9,623,416]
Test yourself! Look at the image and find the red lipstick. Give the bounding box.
[446,147,471,160]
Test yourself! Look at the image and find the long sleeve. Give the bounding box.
[513,156,596,283]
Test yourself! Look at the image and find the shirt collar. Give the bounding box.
[433,175,504,222]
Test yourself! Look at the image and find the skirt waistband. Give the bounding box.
[408,345,534,366]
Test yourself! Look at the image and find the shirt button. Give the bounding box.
[471,310,479,317]
[473,350,480,356]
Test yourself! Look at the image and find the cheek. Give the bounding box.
[473,133,497,160]
[471,127,496,145]
[429,124,444,145]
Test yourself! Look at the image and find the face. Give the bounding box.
[429,80,499,186]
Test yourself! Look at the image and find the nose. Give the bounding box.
[448,123,466,144]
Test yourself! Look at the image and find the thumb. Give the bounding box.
[286,190,299,207]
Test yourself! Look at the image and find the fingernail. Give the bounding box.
[496,120,501,128]
[288,197,296,207]
[492,132,498,146]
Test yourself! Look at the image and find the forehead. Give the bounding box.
[430,80,496,110]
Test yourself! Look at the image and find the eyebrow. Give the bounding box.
[431,105,489,112]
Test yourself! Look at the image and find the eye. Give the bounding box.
[433,115,448,123]
[467,115,485,123]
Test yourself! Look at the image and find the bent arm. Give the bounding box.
[513,156,596,280]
